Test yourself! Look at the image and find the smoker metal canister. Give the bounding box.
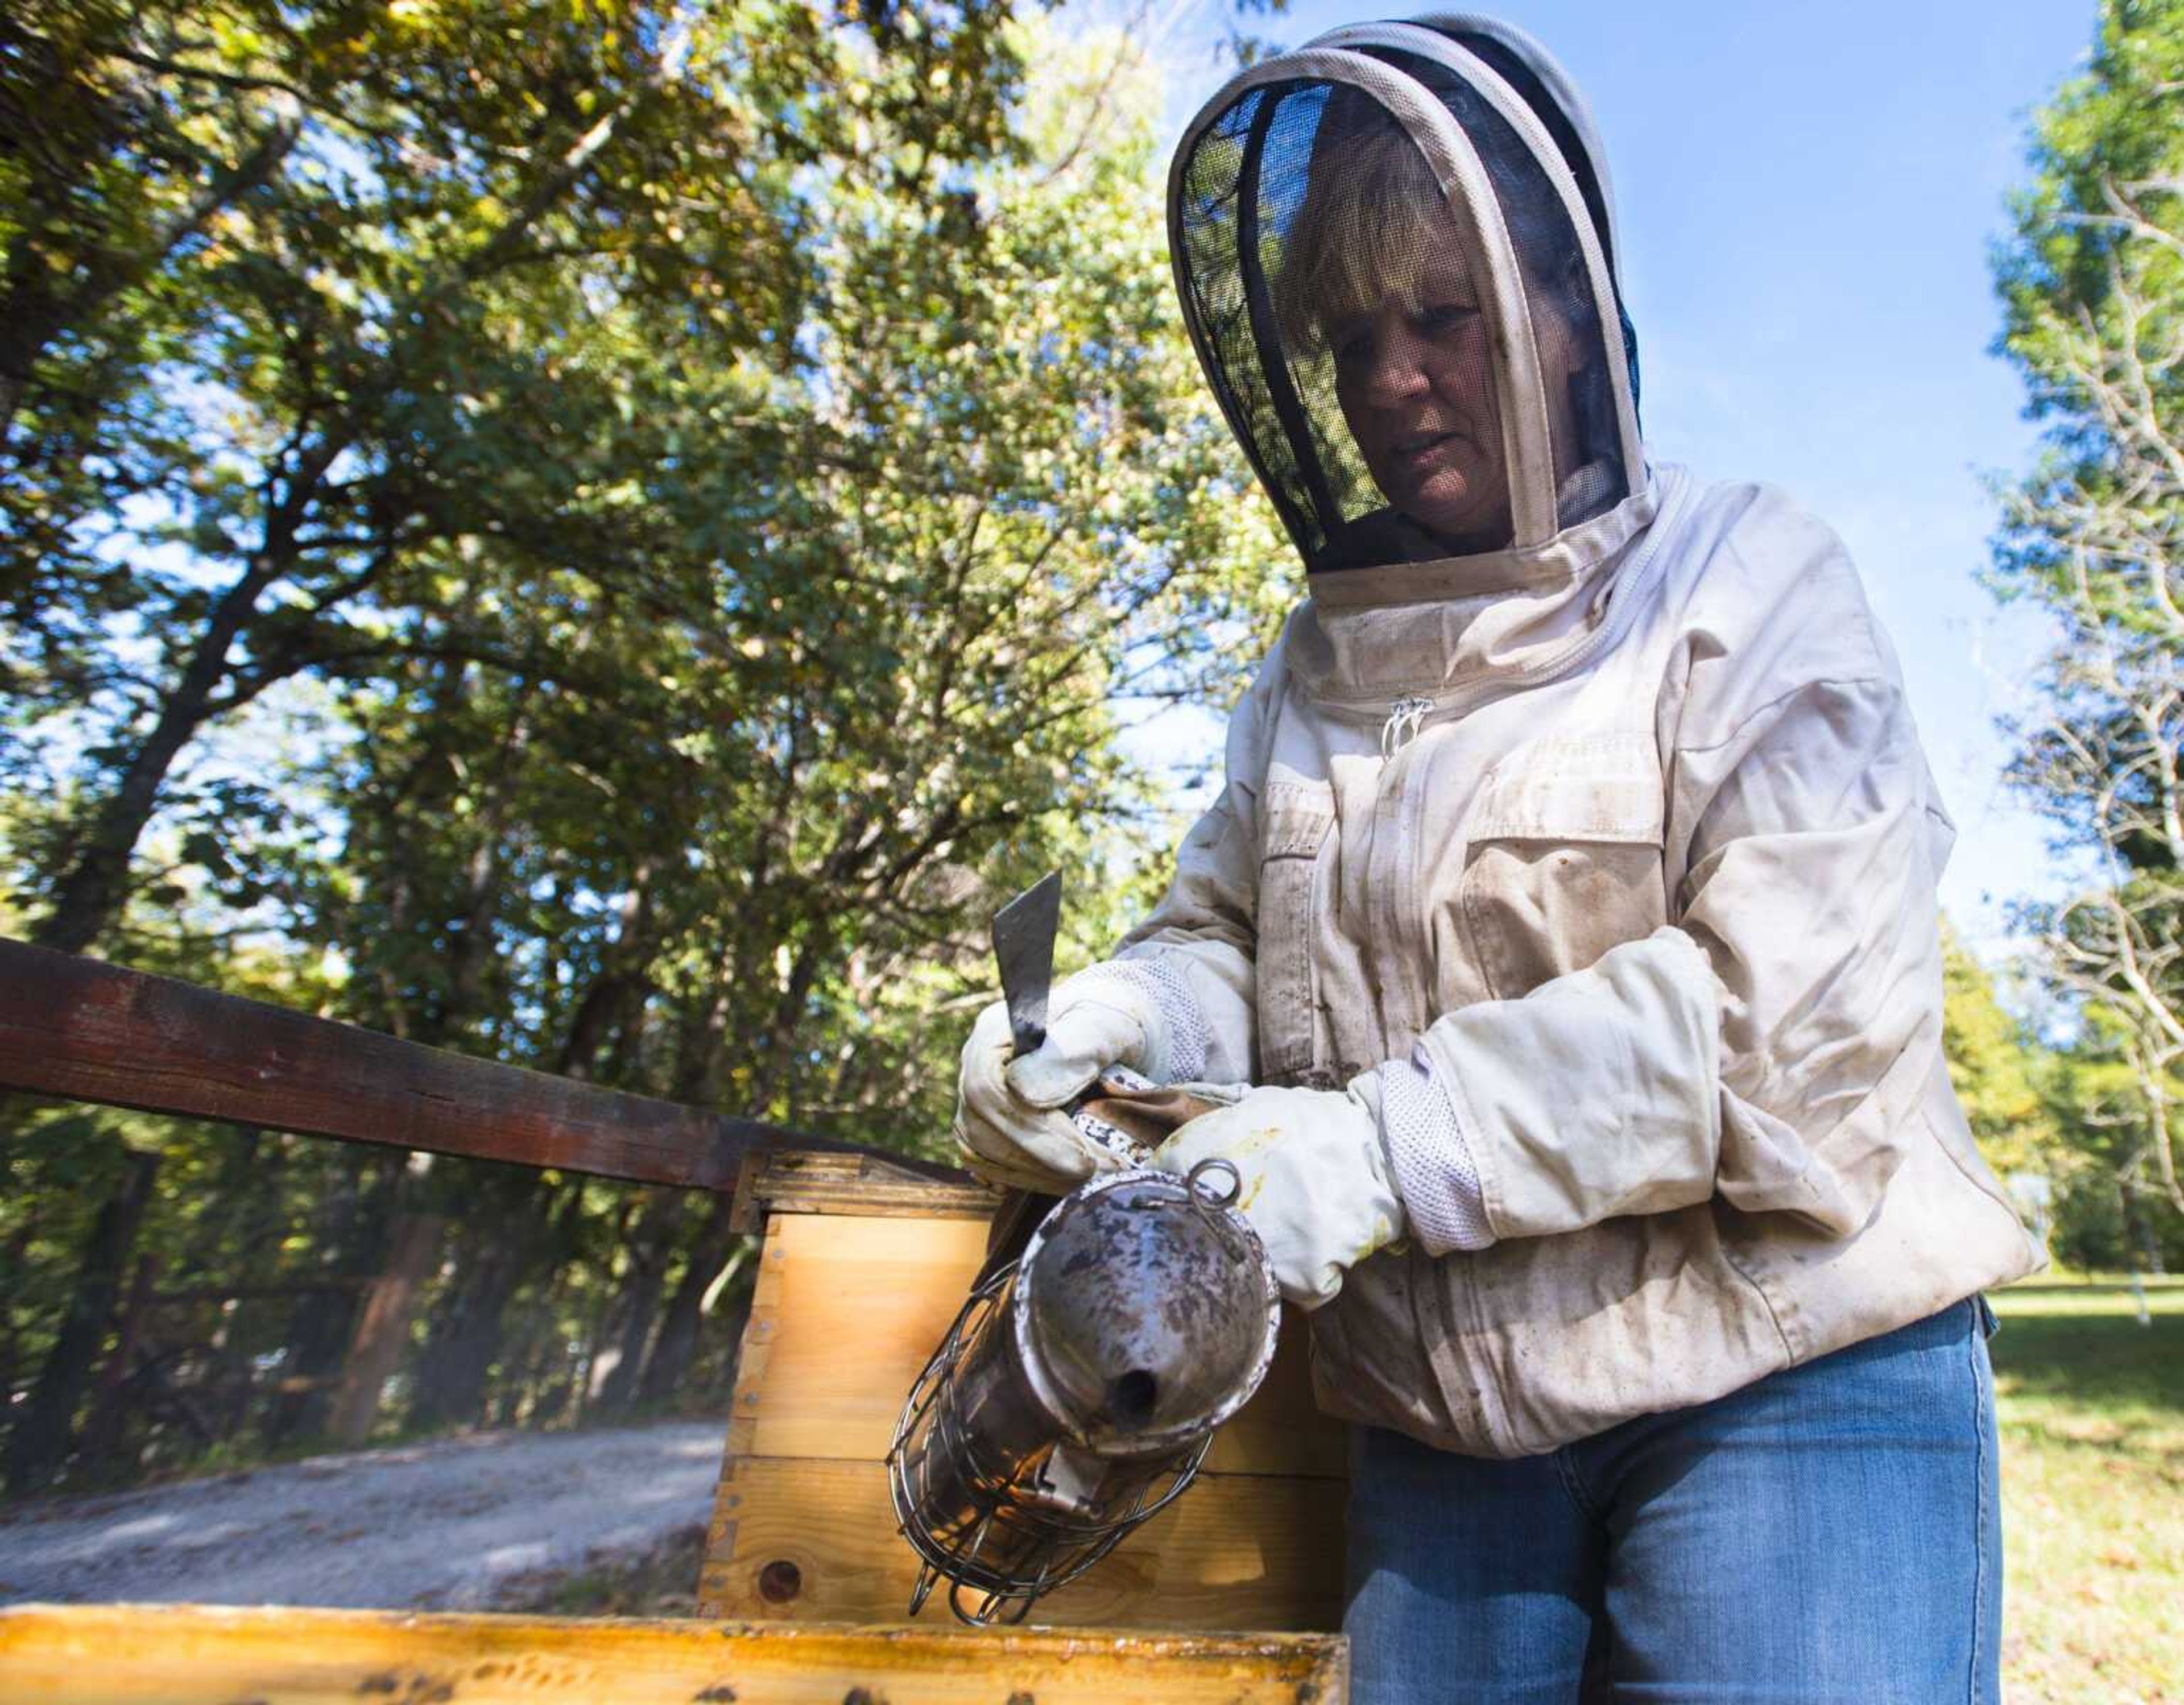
[887,1161,1280,1622]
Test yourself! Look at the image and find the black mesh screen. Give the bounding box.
[1177,78,1515,569]
[1356,46,1627,530]
[1430,24,1643,420]
[1438,32,1614,273]
[1174,57,1629,576]
[1180,82,1354,562]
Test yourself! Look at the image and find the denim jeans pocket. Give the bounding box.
[1975,1292,2000,1339]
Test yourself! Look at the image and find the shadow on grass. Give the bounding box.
[1989,1305,2184,1416]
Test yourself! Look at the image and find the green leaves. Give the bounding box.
[2,0,1295,1484]
[1988,0,2184,1226]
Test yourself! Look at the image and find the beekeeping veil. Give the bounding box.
[1169,16,1645,580]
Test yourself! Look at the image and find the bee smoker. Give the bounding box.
[885,874,1281,1624]
[886,1155,1280,1624]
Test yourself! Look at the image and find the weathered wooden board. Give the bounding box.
[702,1456,1348,1631]
[730,1149,1001,1234]
[0,1604,1348,1704]
[0,938,962,1191]
[737,1212,1345,1478]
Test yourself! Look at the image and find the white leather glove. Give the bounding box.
[1149,1078,1407,1309]
[953,962,1202,1193]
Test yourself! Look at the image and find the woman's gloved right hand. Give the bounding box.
[952,965,1178,1193]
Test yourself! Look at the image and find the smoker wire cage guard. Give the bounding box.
[886,1257,1214,1625]
[885,1161,1281,1627]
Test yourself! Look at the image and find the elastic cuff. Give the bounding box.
[1379,1048,1496,1254]
[1074,956,1210,1082]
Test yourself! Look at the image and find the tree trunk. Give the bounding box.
[29,453,334,955]
[631,943,758,1409]
[326,1214,444,1446]
[555,860,660,1082]
[591,1190,684,1416]
[171,1127,268,1285]
[0,1219,34,1425]
[636,1197,748,1407]
[494,1266,575,1427]
[429,693,532,1045]
[6,1148,160,1493]
[2120,1178,2167,1276]
[264,1149,400,1445]
[747,926,830,1116]
[407,1176,549,1431]
[75,1251,161,1475]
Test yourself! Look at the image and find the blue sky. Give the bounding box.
[1124,0,2100,957]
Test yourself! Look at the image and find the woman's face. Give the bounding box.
[1326,248,1511,544]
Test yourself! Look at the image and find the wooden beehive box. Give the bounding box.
[699,1151,1351,1633]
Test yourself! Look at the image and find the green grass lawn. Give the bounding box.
[1991,1275,2184,1705]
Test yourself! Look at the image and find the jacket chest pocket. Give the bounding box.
[1457,734,1667,1002]
[1257,778,1337,1087]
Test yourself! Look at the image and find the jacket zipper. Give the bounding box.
[1370,694,1435,1053]
[1380,694,1434,758]
[1358,467,1695,1042]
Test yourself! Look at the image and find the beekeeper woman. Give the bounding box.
[954,15,2041,1702]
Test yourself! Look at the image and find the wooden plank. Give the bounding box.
[737,1212,1345,1477]
[729,1218,791,1462]
[0,1604,1349,1704]
[706,1204,783,1625]
[730,1148,1002,1234]
[0,940,966,1193]
[700,1456,1347,1632]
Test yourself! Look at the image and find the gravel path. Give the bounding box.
[0,1420,722,1610]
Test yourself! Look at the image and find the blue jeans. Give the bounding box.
[1343,1298,2001,1703]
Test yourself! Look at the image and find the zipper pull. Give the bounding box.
[1380,694,1434,759]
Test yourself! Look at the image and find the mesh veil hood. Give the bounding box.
[1168,17,1646,583]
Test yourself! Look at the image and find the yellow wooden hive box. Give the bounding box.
[702,1151,1352,1636]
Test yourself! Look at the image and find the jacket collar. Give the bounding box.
[1287,469,1666,705]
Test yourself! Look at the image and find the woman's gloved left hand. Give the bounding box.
[1149,1078,1407,1309]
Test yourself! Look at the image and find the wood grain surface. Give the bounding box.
[701,1456,1348,1632]
[698,1209,1349,1632]
[730,1148,1002,1234]
[0,939,964,1191]
[0,1604,1349,1704]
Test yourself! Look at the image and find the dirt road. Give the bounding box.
[0,1420,721,1610]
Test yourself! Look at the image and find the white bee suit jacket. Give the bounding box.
[1121,16,2041,1455]
[1114,466,2041,1458]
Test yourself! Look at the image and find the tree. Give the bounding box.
[2034,1012,2184,1273]
[1988,0,2184,1212]
[6,0,990,957]
[2,2,1292,1478]
[0,1,307,437]
[243,18,1285,1425]
[1941,924,2066,1180]
[1,0,1044,1475]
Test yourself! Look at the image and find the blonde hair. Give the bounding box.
[1274,118,1454,355]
